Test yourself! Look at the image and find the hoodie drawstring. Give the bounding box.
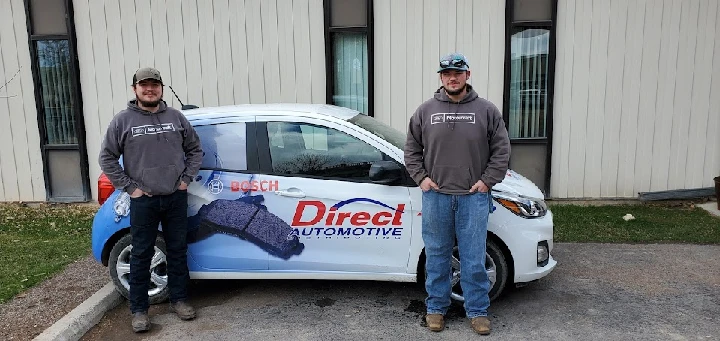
[127,99,170,143]
[151,112,169,142]
[435,84,476,131]
[447,93,460,131]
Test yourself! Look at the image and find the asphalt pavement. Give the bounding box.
[76,243,720,341]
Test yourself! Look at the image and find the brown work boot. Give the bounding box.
[170,301,196,320]
[470,316,491,335]
[425,313,445,332]
[131,312,150,333]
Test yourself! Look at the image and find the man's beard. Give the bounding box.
[137,96,161,108]
[445,84,466,96]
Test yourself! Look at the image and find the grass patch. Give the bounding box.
[0,203,98,304]
[550,204,720,244]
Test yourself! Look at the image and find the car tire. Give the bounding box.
[108,234,170,305]
[423,239,508,303]
[485,239,508,301]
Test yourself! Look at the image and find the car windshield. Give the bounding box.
[348,114,406,150]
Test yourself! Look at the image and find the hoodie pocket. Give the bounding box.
[430,165,473,192]
[141,165,179,195]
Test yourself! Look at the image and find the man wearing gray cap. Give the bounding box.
[99,67,203,332]
[404,53,510,335]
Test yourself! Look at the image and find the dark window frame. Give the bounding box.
[502,0,558,195]
[23,0,90,202]
[323,0,374,117]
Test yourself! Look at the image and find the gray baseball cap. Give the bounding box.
[437,53,470,73]
[132,67,163,85]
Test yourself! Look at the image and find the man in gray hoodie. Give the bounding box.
[99,67,203,333]
[404,53,510,335]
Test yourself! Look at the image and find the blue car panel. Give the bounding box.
[91,190,130,263]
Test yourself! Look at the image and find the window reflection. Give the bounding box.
[196,123,248,171]
[267,122,384,179]
[333,33,369,114]
[37,40,77,145]
[509,27,550,139]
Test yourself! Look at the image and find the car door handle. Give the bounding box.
[275,189,306,198]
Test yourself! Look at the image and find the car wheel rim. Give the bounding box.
[449,246,497,302]
[116,245,168,297]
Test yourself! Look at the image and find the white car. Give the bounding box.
[91,104,556,304]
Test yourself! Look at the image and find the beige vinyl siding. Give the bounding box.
[6,0,718,202]
[552,0,720,198]
[0,0,46,202]
[75,0,326,201]
[373,0,506,134]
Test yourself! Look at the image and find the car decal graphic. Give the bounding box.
[331,198,404,213]
[187,194,305,260]
[230,180,279,192]
[290,198,406,239]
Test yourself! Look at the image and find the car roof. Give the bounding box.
[181,103,361,122]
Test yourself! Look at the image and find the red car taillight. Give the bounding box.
[98,173,115,205]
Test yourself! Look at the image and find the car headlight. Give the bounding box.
[492,191,547,218]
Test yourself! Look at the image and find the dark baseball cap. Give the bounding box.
[132,67,163,85]
[437,53,470,72]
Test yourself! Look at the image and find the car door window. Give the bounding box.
[267,122,384,180]
[195,123,247,171]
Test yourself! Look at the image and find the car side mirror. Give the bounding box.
[369,161,402,185]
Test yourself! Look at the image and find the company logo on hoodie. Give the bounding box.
[131,123,176,137]
[430,113,476,124]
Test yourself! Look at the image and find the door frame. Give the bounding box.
[501,0,558,196]
[23,0,91,201]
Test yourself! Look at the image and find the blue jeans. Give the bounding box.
[129,190,189,313]
[422,190,491,318]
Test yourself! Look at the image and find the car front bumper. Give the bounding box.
[492,209,557,283]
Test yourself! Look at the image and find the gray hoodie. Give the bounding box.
[404,85,510,195]
[99,100,203,196]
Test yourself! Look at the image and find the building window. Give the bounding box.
[25,0,90,201]
[324,0,373,116]
[37,40,78,145]
[508,26,550,138]
[505,0,554,139]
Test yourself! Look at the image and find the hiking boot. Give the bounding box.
[170,301,196,320]
[470,316,491,335]
[425,313,444,332]
[131,312,150,333]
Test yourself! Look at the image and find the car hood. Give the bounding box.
[492,170,545,200]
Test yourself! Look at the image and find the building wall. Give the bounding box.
[552,0,720,198]
[73,0,327,201]
[0,0,47,202]
[372,0,507,134]
[4,0,719,202]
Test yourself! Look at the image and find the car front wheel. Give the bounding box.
[108,234,170,305]
[423,239,509,302]
[451,239,508,302]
